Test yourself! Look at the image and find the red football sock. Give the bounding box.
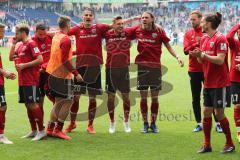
[234,108,240,129]
[27,109,37,131]
[55,120,64,131]
[151,102,159,123]
[140,100,148,122]
[219,117,234,146]
[47,121,55,131]
[31,107,44,131]
[88,101,96,126]
[0,110,6,134]
[70,100,79,123]
[123,100,130,122]
[203,117,212,147]
[107,100,115,123]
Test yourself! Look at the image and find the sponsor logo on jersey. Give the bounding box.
[19,52,26,56]
[202,51,214,55]
[108,37,127,42]
[138,38,156,43]
[80,34,98,39]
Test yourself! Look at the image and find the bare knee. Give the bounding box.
[214,108,225,121]
[203,107,213,118]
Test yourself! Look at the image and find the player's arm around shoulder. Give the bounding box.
[226,23,240,48]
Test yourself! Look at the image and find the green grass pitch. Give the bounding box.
[0,44,239,160]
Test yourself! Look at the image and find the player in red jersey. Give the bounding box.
[9,24,46,141]
[65,8,141,134]
[132,12,184,133]
[190,12,235,154]
[0,23,16,144]
[226,23,240,143]
[64,8,112,134]
[184,11,204,132]
[184,10,222,133]
[104,16,137,133]
[32,23,55,123]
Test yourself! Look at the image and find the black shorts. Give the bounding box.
[203,87,231,108]
[137,65,162,91]
[106,67,130,94]
[19,86,40,104]
[0,85,6,107]
[39,71,49,97]
[74,66,102,95]
[231,82,240,105]
[48,75,73,100]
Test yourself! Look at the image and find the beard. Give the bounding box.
[192,23,198,28]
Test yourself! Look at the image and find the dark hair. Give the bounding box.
[83,7,95,16]
[17,24,30,35]
[58,16,71,29]
[112,16,123,23]
[205,12,222,29]
[36,23,47,31]
[190,10,202,18]
[0,23,5,29]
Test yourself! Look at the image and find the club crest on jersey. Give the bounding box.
[41,44,46,49]
[92,29,96,34]
[152,33,157,38]
[210,42,214,48]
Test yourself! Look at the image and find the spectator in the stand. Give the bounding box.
[172,31,178,46]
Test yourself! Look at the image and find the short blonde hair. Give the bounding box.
[190,10,202,18]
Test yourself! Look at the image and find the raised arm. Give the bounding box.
[226,23,240,49]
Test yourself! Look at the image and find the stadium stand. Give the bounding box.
[0,0,239,40]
